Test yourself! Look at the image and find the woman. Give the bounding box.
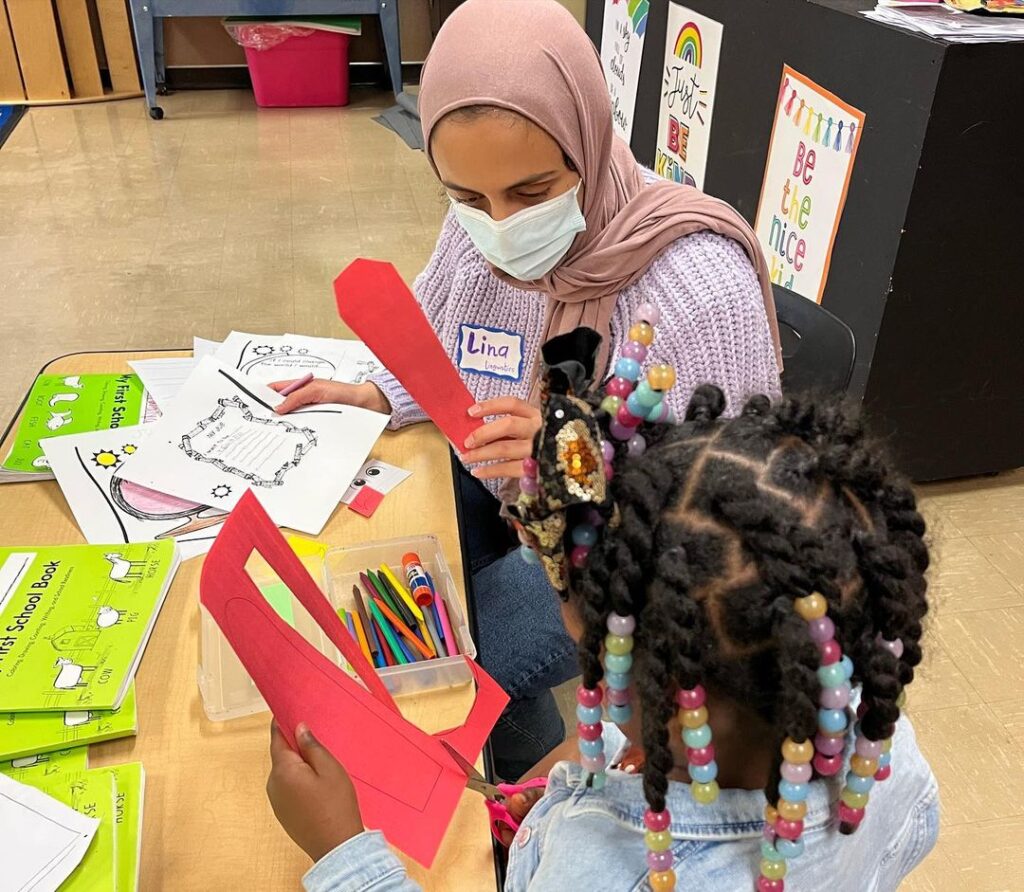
[274,0,782,779]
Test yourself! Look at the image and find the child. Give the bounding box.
[265,325,938,891]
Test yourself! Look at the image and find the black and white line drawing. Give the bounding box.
[180,396,317,488]
[104,552,147,582]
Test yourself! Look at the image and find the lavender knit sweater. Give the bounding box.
[372,211,780,489]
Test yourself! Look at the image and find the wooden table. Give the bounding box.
[0,351,500,891]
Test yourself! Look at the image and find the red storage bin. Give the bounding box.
[244,30,351,108]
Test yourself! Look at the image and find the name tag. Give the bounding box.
[456,324,524,381]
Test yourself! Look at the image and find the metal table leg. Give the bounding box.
[128,0,163,119]
[154,17,167,94]
[378,0,403,97]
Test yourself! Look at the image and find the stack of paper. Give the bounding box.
[114,357,389,535]
[1,759,146,892]
[0,542,179,713]
[34,331,387,561]
[38,333,390,556]
[865,2,1024,39]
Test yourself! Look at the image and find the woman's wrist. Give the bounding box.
[354,382,391,414]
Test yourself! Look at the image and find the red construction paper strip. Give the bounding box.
[334,258,483,451]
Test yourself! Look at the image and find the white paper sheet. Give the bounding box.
[114,359,389,534]
[41,425,225,561]
[0,773,98,892]
[128,358,196,412]
[192,337,221,361]
[214,331,383,385]
[340,459,411,505]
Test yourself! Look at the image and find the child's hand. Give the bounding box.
[266,721,364,862]
[497,787,546,847]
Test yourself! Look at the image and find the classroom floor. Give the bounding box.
[3,90,1023,891]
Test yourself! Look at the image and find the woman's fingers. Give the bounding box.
[468,397,538,420]
[274,384,324,415]
[471,459,526,481]
[465,414,537,449]
[463,437,533,466]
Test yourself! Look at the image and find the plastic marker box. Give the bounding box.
[197,536,476,721]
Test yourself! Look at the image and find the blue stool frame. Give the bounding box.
[128,0,404,119]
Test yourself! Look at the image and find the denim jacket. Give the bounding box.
[303,718,938,892]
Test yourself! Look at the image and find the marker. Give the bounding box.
[426,572,447,654]
[394,633,418,664]
[277,371,314,397]
[373,615,396,666]
[349,607,372,664]
[352,585,380,664]
[402,553,433,607]
[372,595,435,660]
[414,617,437,658]
[368,570,415,628]
[379,564,424,623]
[436,594,459,655]
[367,598,408,665]
[422,607,447,658]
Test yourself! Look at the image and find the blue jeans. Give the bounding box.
[457,465,578,780]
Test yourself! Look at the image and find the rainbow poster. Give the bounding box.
[654,5,723,191]
[601,0,649,141]
[754,66,866,303]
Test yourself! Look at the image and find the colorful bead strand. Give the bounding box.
[575,682,607,791]
[677,685,720,805]
[759,738,813,891]
[603,612,635,725]
[644,806,676,891]
[793,593,854,777]
[604,304,677,444]
[838,636,903,832]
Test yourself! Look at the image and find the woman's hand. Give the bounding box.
[463,397,541,480]
[270,379,391,416]
[266,721,364,863]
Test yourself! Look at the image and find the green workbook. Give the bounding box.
[0,542,179,712]
[0,745,89,781]
[109,762,145,892]
[39,768,118,891]
[0,373,147,477]
[0,684,138,761]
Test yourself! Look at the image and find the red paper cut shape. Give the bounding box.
[200,491,508,866]
[334,259,484,451]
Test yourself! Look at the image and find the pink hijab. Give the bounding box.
[418,0,782,380]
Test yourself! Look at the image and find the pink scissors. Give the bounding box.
[442,740,548,844]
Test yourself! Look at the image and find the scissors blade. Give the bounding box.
[441,740,505,802]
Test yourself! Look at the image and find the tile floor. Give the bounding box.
[3,89,1023,890]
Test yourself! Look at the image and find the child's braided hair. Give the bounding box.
[569,384,929,820]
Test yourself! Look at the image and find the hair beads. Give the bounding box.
[793,593,854,778]
[677,685,720,804]
[760,738,813,891]
[836,636,902,834]
[603,304,677,445]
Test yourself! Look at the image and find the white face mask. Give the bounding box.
[450,180,586,281]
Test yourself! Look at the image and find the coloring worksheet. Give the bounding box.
[214,332,383,386]
[41,425,225,560]
[115,358,389,534]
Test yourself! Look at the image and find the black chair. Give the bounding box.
[772,285,857,395]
